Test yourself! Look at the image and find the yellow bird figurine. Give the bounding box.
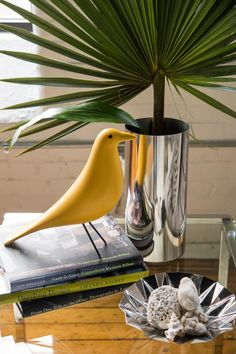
[4,128,135,246]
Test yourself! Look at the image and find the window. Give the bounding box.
[0,0,32,31]
[0,1,40,123]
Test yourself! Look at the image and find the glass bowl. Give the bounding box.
[119,272,236,344]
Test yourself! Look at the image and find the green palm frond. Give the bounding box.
[7,102,141,150]
[0,0,235,151]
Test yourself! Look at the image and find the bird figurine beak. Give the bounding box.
[118,131,136,142]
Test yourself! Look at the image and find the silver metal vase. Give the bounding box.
[124,118,189,264]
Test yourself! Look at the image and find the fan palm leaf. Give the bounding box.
[0,0,235,151]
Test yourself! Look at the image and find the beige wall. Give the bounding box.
[0,13,235,226]
[0,86,236,222]
[0,72,236,224]
[0,144,236,223]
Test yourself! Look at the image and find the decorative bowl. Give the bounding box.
[119,272,236,344]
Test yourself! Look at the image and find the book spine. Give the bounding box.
[1,269,148,305]
[17,283,132,318]
[10,255,143,292]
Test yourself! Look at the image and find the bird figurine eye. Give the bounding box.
[108,134,113,139]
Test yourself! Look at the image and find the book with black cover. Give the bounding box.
[0,264,148,304]
[16,282,132,318]
[0,214,143,292]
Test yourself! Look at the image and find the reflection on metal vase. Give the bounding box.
[124,118,189,264]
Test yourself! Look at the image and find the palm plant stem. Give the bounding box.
[153,71,165,134]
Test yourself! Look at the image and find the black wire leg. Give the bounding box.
[89,222,107,245]
[82,223,106,260]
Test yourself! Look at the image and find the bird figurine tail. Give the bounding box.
[4,128,135,246]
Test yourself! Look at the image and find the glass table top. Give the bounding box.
[222,218,236,266]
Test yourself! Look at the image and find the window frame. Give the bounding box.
[0,20,32,31]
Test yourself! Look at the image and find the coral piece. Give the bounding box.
[177,277,200,311]
[195,306,209,323]
[147,285,180,329]
[181,307,209,324]
[165,312,185,341]
[181,315,208,336]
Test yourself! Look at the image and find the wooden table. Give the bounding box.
[0,259,235,354]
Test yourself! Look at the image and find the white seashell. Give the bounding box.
[198,311,209,323]
[181,307,209,323]
[165,312,185,341]
[147,286,180,329]
[178,277,200,311]
[195,306,209,323]
[181,315,207,336]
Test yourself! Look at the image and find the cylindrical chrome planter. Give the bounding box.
[124,118,189,264]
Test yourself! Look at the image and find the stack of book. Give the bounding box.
[0,213,148,318]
